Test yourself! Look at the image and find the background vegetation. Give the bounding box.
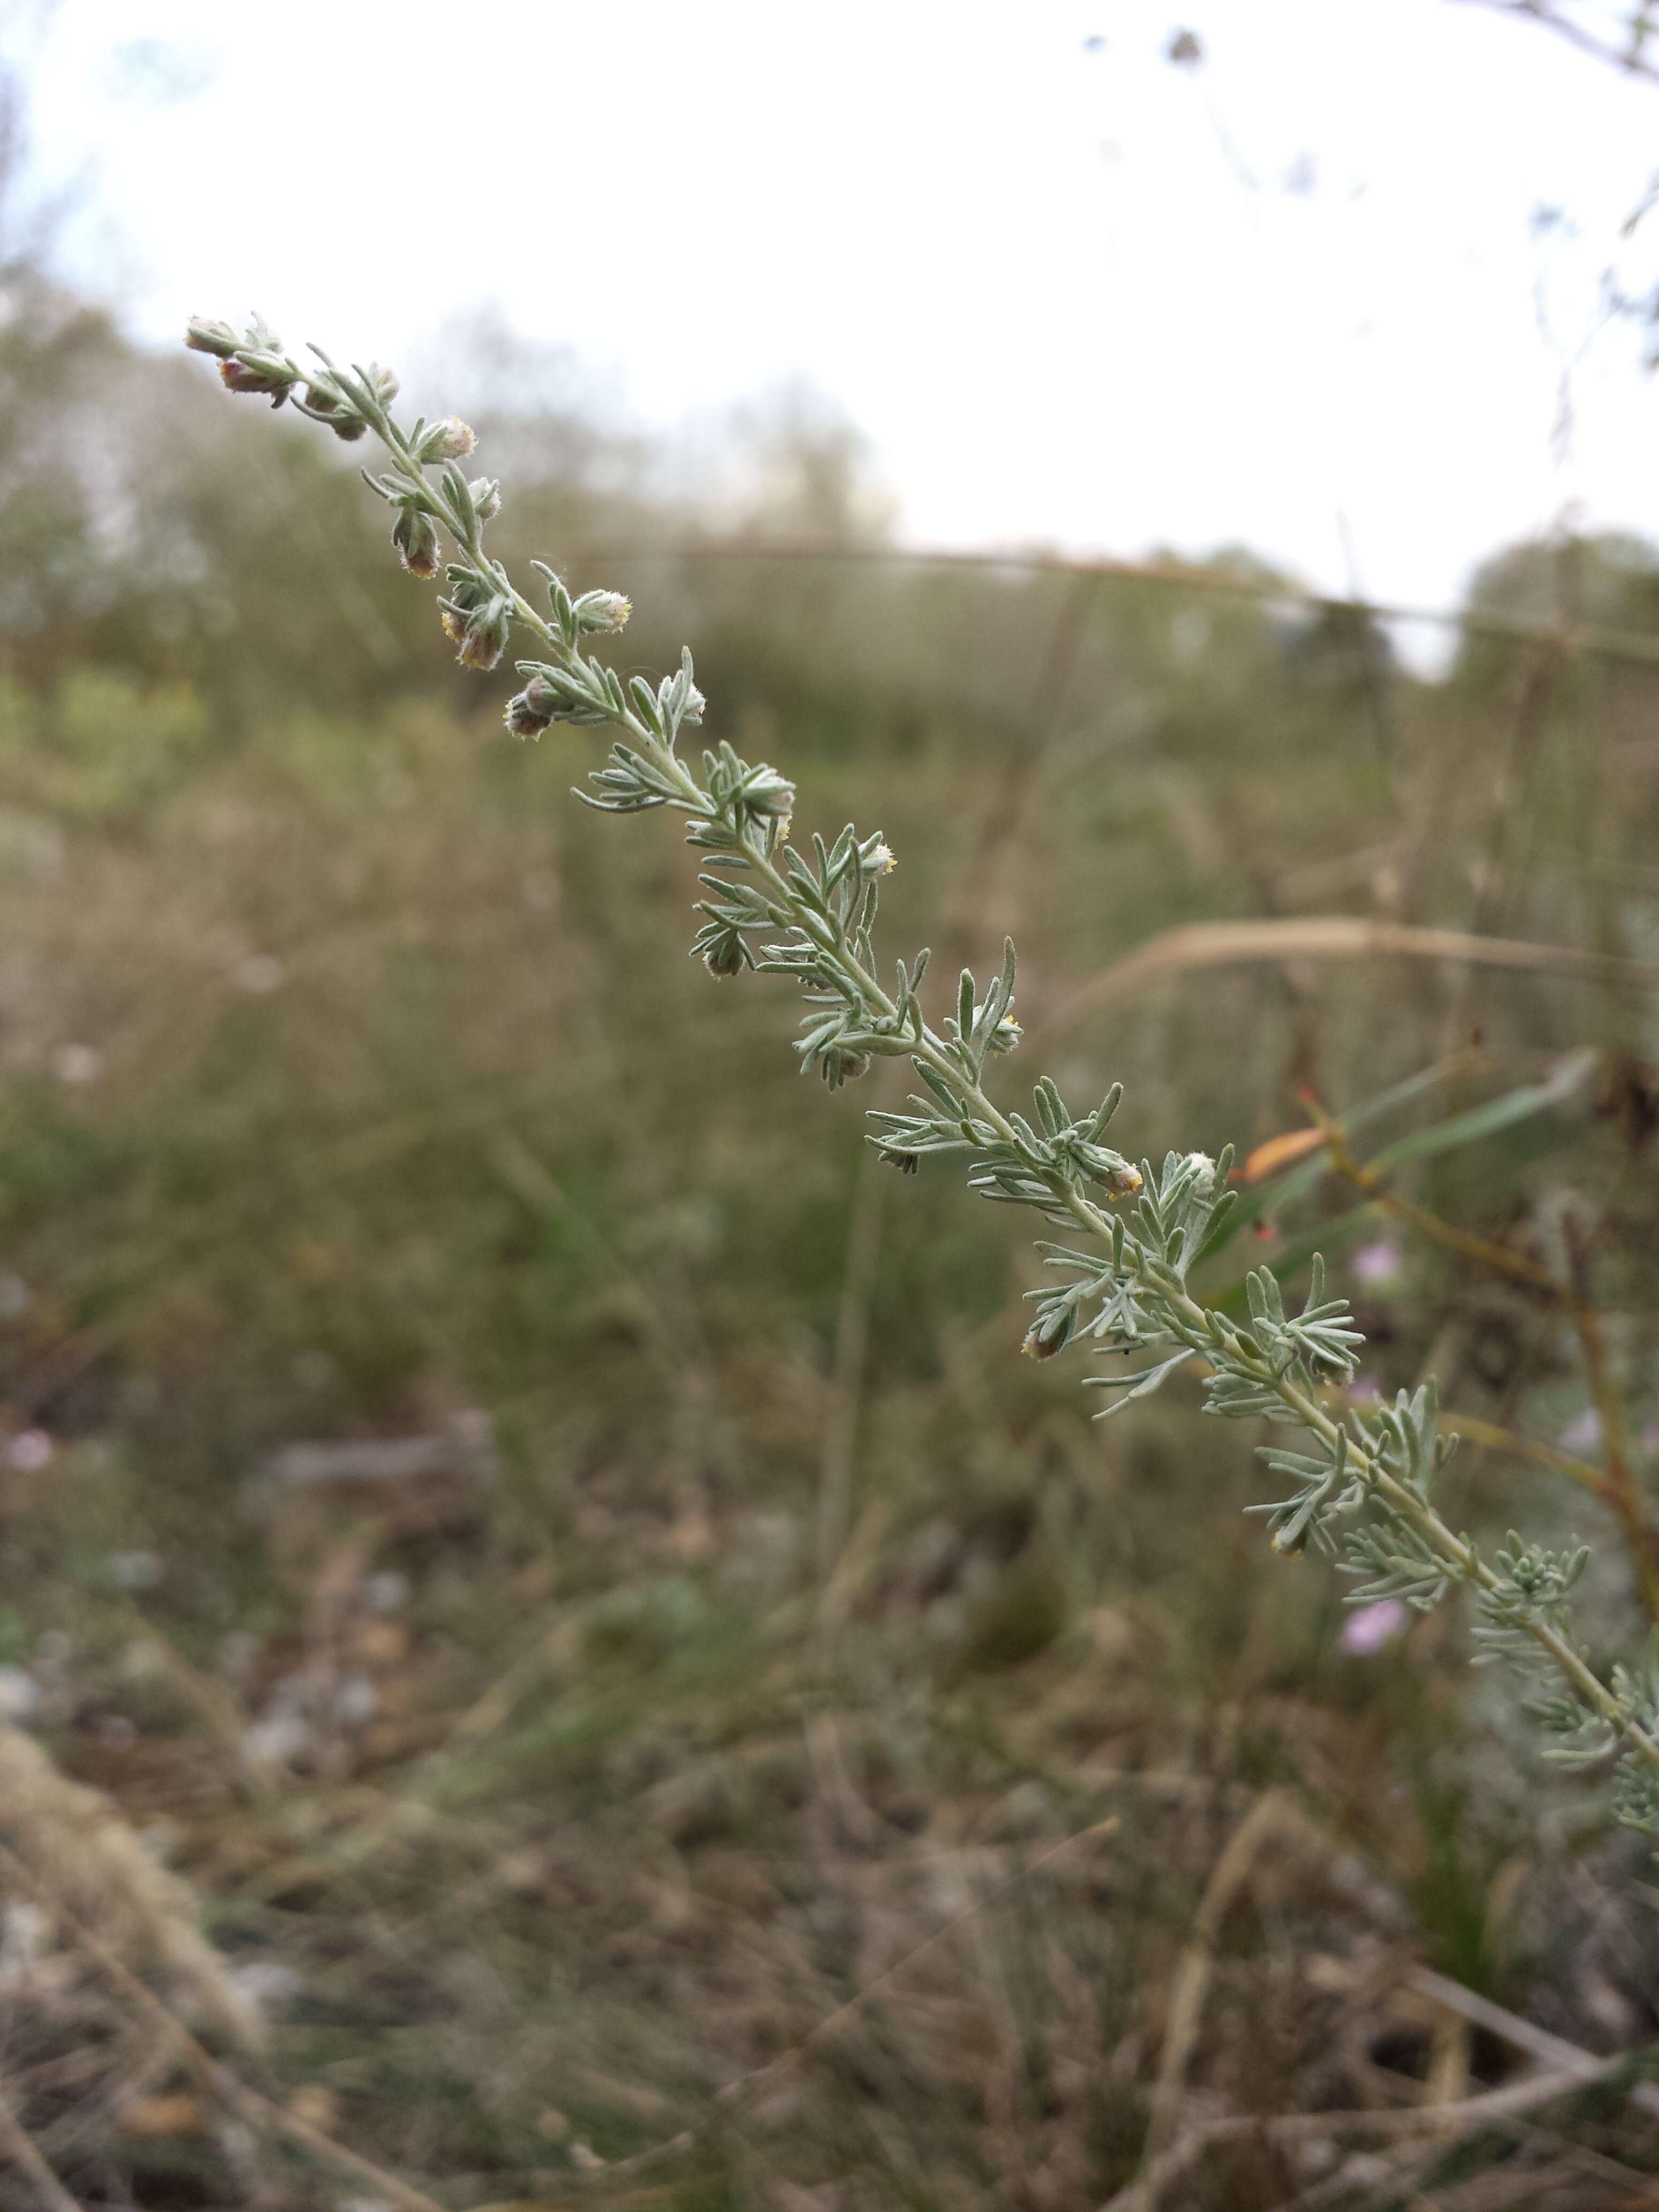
[6,31,1659,2212]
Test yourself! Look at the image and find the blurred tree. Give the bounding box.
[1452,530,1659,694]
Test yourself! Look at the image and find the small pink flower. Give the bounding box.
[1351,1240,1403,1287]
[1341,1598,1408,1655]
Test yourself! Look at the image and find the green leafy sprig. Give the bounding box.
[187,312,1659,1831]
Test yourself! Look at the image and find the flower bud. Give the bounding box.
[441,563,489,607]
[741,768,795,836]
[700,927,752,979]
[858,836,896,879]
[219,354,296,405]
[184,316,239,357]
[503,675,559,739]
[299,376,366,438]
[572,589,631,635]
[368,363,400,407]
[414,417,476,464]
[972,1001,1022,1056]
[468,478,503,524]
[819,1046,871,1090]
[442,592,513,671]
[392,505,442,579]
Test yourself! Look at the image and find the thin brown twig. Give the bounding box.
[1442,1408,1622,1508]
[1304,1100,1565,1299]
[1563,1212,1659,1621]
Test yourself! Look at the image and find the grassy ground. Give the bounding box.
[1,550,1658,2209]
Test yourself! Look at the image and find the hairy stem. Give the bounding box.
[190,319,1659,1821]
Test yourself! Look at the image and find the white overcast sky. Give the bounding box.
[17,0,1659,621]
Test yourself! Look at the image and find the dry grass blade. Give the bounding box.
[0,2070,80,2212]
[0,1717,264,2053]
[814,1137,888,1593]
[535,1817,1122,2191]
[0,1839,449,2212]
[1405,1965,1659,2121]
[1104,2048,1659,2212]
[1561,1212,1659,1621]
[1138,1790,1292,2173]
[1034,918,1659,1051]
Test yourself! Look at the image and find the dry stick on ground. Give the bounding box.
[1125,1792,1659,2204]
[1116,1809,1659,2210]
[0,2071,80,2212]
[0,1840,449,2212]
[1405,1964,1659,2123]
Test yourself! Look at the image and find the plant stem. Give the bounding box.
[350,382,1659,1789]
